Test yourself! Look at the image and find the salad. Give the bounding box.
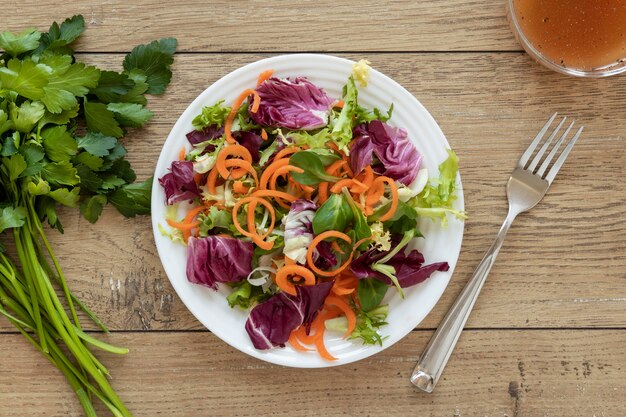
[158,61,465,360]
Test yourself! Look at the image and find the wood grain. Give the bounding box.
[3,0,518,52]
[0,52,624,332]
[0,330,624,416]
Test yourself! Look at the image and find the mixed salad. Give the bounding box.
[158,61,465,360]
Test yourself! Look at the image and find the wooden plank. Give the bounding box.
[3,0,518,52]
[0,330,623,416]
[0,53,624,332]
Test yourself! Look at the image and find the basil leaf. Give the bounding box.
[289,151,341,185]
[312,193,353,235]
[357,278,388,312]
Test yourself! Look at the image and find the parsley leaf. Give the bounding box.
[84,101,123,137]
[107,102,153,127]
[41,125,77,162]
[35,15,85,55]
[75,132,117,157]
[0,58,50,100]
[48,187,80,207]
[0,206,27,233]
[0,28,40,57]
[122,38,177,94]
[90,71,135,103]
[41,161,79,186]
[107,177,152,217]
[80,194,107,223]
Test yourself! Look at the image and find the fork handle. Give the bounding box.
[411,212,516,393]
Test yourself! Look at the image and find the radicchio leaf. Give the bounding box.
[245,281,333,350]
[350,235,448,288]
[186,125,223,146]
[283,199,316,264]
[158,160,201,205]
[232,130,263,162]
[186,236,254,290]
[250,77,334,130]
[350,120,422,185]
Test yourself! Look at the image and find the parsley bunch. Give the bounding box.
[0,15,175,416]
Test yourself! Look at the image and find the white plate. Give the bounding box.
[151,54,464,368]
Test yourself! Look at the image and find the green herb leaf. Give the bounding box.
[18,141,45,176]
[0,58,50,100]
[198,205,233,236]
[357,278,388,312]
[0,109,12,136]
[41,160,79,186]
[108,177,152,217]
[73,152,104,171]
[3,154,27,181]
[41,125,78,162]
[41,62,100,113]
[0,28,40,57]
[27,178,51,196]
[74,164,103,192]
[122,38,177,94]
[10,100,45,133]
[48,187,80,207]
[90,70,135,102]
[349,305,389,346]
[192,100,231,130]
[75,132,117,157]
[0,206,27,233]
[289,150,341,185]
[80,194,107,223]
[312,193,353,235]
[119,69,149,104]
[38,105,79,127]
[84,101,123,138]
[36,15,85,54]
[107,102,153,127]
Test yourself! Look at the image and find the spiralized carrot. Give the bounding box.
[261,129,268,141]
[225,89,261,144]
[224,159,259,183]
[356,166,374,187]
[349,179,368,194]
[257,69,274,86]
[232,181,250,194]
[205,166,220,196]
[330,179,355,194]
[332,99,345,109]
[306,231,353,277]
[273,146,302,161]
[325,295,356,338]
[370,176,398,222]
[275,265,316,296]
[288,332,312,351]
[252,189,298,203]
[178,146,186,161]
[231,196,276,243]
[269,165,304,191]
[216,144,253,179]
[259,158,290,189]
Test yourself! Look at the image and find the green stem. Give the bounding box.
[74,326,129,355]
[27,198,81,329]
[14,227,48,353]
[18,224,131,416]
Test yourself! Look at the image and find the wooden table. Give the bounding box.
[2,2,625,416]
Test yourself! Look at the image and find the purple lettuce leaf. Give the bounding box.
[245,281,333,350]
[250,77,334,130]
[186,236,254,290]
[158,160,201,205]
[350,235,448,288]
[186,125,224,146]
[349,129,374,175]
[350,120,423,185]
[232,130,263,163]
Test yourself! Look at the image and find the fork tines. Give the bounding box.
[517,113,584,183]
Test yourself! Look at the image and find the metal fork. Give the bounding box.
[411,113,584,393]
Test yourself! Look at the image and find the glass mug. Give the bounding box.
[507,0,626,77]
